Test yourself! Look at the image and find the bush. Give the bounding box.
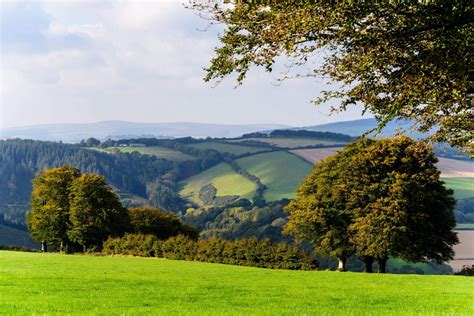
[455,265,474,276]
[160,236,317,270]
[103,234,159,257]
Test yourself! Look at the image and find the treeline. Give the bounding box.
[269,129,356,141]
[104,234,316,270]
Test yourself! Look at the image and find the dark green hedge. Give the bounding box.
[104,234,317,270]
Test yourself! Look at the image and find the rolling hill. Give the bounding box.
[0,121,290,143]
[236,151,313,201]
[188,142,270,155]
[179,163,258,206]
[90,146,197,161]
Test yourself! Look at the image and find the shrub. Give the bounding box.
[103,234,159,257]
[456,265,474,276]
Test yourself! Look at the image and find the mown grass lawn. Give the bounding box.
[1,251,473,315]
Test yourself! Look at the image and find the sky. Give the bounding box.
[0,0,368,129]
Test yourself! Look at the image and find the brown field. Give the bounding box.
[436,158,474,178]
[449,230,474,272]
[291,149,473,178]
[290,147,342,164]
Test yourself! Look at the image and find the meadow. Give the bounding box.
[179,163,257,205]
[0,251,473,315]
[236,151,313,201]
[232,137,347,148]
[443,177,474,199]
[89,146,196,161]
[188,142,269,155]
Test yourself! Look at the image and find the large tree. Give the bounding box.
[27,166,80,252]
[68,174,129,252]
[285,137,458,272]
[191,1,473,151]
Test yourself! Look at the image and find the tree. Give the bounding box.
[191,1,473,151]
[27,166,80,252]
[68,173,129,252]
[285,137,458,272]
[128,206,199,240]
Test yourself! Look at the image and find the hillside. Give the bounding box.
[179,163,257,206]
[0,121,290,143]
[0,226,38,249]
[236,151,313,201]
[1,251,472,315]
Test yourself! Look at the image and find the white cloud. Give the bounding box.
[0,0,367,129]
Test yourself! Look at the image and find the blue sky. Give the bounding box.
[1,0,367,129]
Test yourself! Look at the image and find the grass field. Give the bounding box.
[1,251,473,315]
[88,146,196,161]
[0,225,38,249]
[237,151,313,201]
[233,137,347,148]
[188,142,269,155]
[179,163,257,205]
[443,177,474,199]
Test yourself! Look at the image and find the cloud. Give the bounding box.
[0,0,367,129]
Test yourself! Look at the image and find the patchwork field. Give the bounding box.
[443,178,474,200]
[290,147,342,164]
[437,158,474,178]
[236,151,313,201]
[1,251,473,315]
[188,142,270,155]
[88,146,196,161]
[179,163,257,205]
[450,230,474,272]
[232,137,347,148]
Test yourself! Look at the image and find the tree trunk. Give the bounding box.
[82,244,87,253]
[41,241,47,253]
[364,256,374,273]
[377,257,388,273]
[59,241,64,253]
[337,258,347,271]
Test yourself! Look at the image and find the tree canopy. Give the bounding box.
[192,1,473,151]
[284,137,458,272]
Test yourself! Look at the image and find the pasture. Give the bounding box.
[88,146,196,161]
[1,251,473,315]
[179,163,257,205]
[188,142,269,155]
[236,151,313,201]
[443,178,474,200]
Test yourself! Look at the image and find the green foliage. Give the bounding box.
[27,166,80,248]
[103,233,160,257]
[192,1,473,150]
[285,137,458,271]
[68,173,129,250]
[128,206,198,240]
[159,235,316,270]
[455,265,474,276]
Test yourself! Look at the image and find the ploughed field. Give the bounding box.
[1,251,473,315]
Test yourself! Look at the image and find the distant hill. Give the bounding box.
[298,118,427,138]
[0,121,291,143]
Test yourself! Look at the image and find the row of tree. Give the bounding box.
[27,166,197,252]
[104,234,316,270]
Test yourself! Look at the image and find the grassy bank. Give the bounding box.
[0,251,473,315]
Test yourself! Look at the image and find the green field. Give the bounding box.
[189,142,269,155]
[237,151,313,201]
[0,225,38,249]
[1,251,473,315]
[88,146,196,161]
[179,163,257,205]
[443,177,474,199]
